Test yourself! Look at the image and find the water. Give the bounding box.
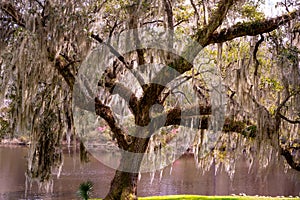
[0,146,299,200]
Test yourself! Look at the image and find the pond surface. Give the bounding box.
[0,146,299,200]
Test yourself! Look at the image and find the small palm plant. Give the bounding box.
[77,180,93,200]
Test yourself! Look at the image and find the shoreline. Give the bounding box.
[0,138,29,146]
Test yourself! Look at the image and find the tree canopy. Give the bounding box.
[0,0,299,199]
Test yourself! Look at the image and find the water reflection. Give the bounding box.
[0,146,299,199]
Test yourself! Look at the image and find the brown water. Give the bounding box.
[0,146,299,200]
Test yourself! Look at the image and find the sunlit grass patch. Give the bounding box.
[91,195,299,200]
[139,195,298,200]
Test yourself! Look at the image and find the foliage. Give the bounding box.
[0,115,9,139]
[223,119,246,133]
[78,181,94,200]
[242,125,257,138]
[240,3,264,20]
[0,101,13,139]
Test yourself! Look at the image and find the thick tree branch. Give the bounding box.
[91,34,127,66]
[163,0,173,30]
[275,90,300,124]
[167,5,299,81]
[91,33,145,87]
[128,4,146,66]
[91,34,145,116]
[201,0,208,25]
[163,0,174,49]
[277,112,300,124]
[48,52,76,89]
[0,1,26,28]
[34,0,44,9]
[162,102,300,171]
[164,105,211,127]
[207,10,300,45]
[153,0,238,79]
[174,19,188,27]
[142,19,164,25]
[190,0,200,25]
[74,78,138,146]
[138,51,196,120]
[253,34,264,76]
[110,5,231,118]
[195,0,235,45]
[275,90,300,114]
[112,83,139,115]
[248,89,300,171]
[95,97,130,150]
[107,20,119,44]
[280,147,300,171]
[163,104,246,133]
[138,59,183,120]
[206,0,235,34]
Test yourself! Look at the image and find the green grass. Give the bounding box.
[139,195,298,200]
[91,195,299,200]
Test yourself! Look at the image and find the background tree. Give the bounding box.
[0,0,299,199]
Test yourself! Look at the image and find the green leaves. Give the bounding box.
[77,181,94,200]
[0,116,9,139]
[260,77,283,92]
[240,3,264,20]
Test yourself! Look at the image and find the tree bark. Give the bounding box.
[104,170,139,200]
[104,136,150,200]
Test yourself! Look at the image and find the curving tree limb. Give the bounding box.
[280,147,300,171]
[94,97,130,150]
[195,0,236,45]
[207,10,300,46]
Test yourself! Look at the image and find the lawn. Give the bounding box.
[91,195,299,200]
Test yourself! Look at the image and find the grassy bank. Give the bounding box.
[91,195,299,200]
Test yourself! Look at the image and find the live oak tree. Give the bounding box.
[0,0,299,199]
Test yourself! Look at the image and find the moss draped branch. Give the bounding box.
[280,148,300,171]
[112,83,139,116]
[91,34,145,87]
[207,10,300,45]
[196,0,236,45]
[163,104,246,132]
[94,97,130,150]
[0,1,26,28]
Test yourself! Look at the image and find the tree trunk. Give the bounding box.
[104,170,139,200]
[104,137,150,200]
